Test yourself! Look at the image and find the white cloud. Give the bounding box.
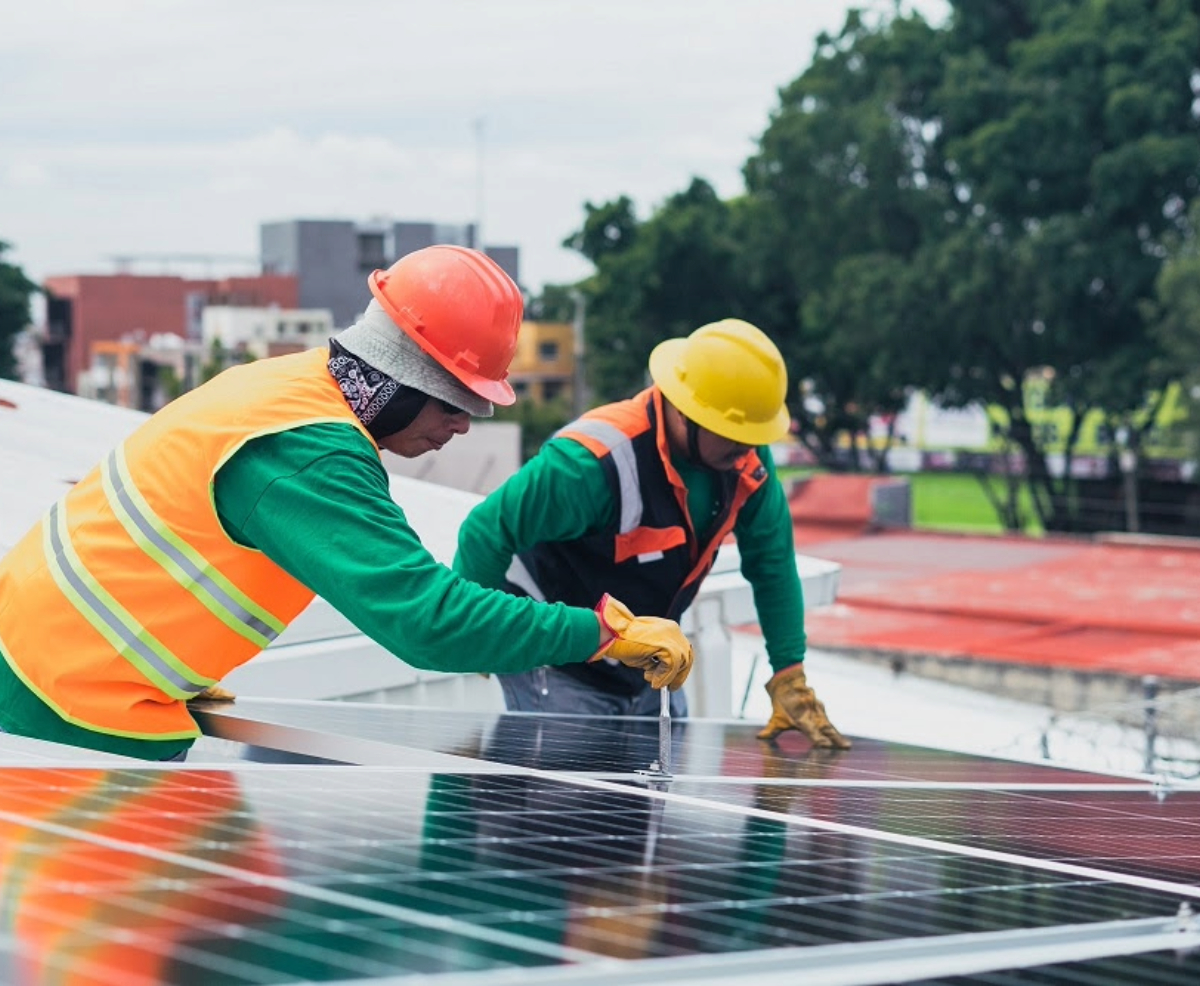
[5,162,50,187]
[2,0,947,290]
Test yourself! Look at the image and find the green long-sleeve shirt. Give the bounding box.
[0,423,600,759]
[453,437,806,675]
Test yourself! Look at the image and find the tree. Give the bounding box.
[746,0,1200,524]
[565,179,749,403]
[1149,198,1200,461]
[741,9,948,471]
[524,284,578,323]
[0,241,39,381]
[912,0,1200,529]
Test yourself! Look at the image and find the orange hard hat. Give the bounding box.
[368,245,523,405]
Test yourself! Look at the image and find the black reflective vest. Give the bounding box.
[505,387,768,695]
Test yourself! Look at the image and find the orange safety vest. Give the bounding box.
[0,348,374,741]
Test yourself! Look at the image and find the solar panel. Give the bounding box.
[3,699,1199,985]
[911,949,1200,985]
[666,784,1200,886]
[193,699,1142,784]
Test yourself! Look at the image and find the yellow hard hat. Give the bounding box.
[648,318,790,445]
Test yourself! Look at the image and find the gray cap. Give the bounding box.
[333,300,494,417]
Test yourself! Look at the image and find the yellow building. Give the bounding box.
[508,320,576,405]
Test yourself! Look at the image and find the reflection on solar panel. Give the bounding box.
[2,700,1198,985]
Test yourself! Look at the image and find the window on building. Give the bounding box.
[543,380,564,401]
[538,340,559,362]
[357,233,387,272]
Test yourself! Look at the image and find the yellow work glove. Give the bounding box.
[188,683,236,703]
[591,594,694,691]
[757,663,851,749]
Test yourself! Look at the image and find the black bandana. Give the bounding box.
[328,339,429,440]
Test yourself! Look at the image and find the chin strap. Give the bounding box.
[685,416,706,465]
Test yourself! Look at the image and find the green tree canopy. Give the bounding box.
[564,178,749,402]
[0,241,38,381]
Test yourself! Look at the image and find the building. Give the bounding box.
[201,305,335,360]
[260,219,520,329]
[507,320,575,405]
[39,273,297,394]
[77,335,205,412]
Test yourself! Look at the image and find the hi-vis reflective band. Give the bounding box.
[102,448,284,649]
[44,501,208,699]
[563,420,665,563]
[561,421,644,533]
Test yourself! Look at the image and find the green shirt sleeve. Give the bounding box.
[214,423,600,675]
[733,446,807,673]
[452,437,616,589]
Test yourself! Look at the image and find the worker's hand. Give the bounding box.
[757,663,850,749]
[188,683,236,703]
[591,594,694,691]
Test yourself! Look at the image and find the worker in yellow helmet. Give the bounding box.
[454,319,849,749]
[0,247,694,761]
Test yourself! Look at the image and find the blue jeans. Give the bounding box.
[497,666,688,717]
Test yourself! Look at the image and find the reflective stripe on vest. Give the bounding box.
[43,499,208,699]
[558,419,662,561]
[102,447,284,649]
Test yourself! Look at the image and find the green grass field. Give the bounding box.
[906,472,1044,535]
[779,468,1044,536]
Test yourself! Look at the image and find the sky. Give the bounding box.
[2,0,945,296]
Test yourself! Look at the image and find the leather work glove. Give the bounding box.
[757,663,851,749]
[188,683,236,703]
[591,594,694,691]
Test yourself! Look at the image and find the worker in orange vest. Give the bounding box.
[0,246,693,761]
[454,319,848,749]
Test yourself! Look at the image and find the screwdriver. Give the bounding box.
[658,684,672,776]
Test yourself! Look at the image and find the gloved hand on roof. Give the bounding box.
[188,683,236,703]
[757,663,850,749]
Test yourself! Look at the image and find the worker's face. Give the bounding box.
[695,428,753,471]
[378,397,471,457]
[664,400,751,471]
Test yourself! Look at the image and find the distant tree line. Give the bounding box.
[545,0,1200,534]
[0,241,38,381]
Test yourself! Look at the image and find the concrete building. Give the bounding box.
[508,320,575,405]
[201,305,334,360]
[39,273,296,394]
[260,219,520,329]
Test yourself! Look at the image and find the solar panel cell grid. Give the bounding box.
[1,766,1194,985]
[670,783,1200,885]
